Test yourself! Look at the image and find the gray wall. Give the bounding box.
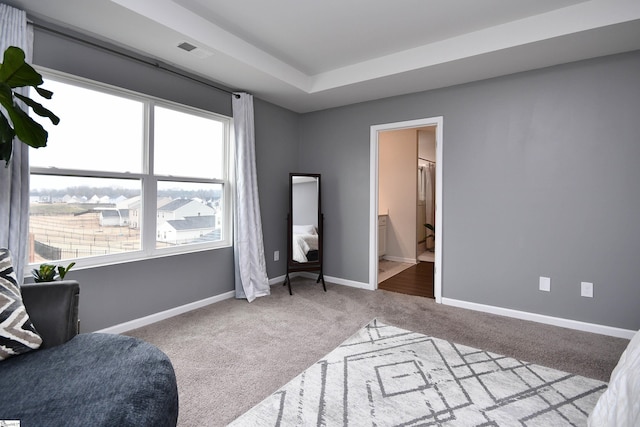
[299,51,640,331]
[253,98,299,279]
[33,27,232,116]
[31,25,297,331]
[29,21,640,332]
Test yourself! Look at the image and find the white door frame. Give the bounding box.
[369,117,443,303]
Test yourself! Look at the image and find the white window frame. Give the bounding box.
[28,67,233,271]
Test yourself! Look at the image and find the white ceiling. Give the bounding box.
[7,0,640,112]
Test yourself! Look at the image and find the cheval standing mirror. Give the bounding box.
[285,173,325,294]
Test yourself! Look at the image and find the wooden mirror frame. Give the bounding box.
[284,173,325,295]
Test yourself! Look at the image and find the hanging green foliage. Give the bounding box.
[0,46,59,166]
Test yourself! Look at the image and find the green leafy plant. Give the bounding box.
[0,46,59,166]
[32,262,75,283]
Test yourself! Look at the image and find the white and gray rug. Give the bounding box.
[230,319,607,426]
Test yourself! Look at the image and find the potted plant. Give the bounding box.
[32,262,75,283]
[0,45,59,166]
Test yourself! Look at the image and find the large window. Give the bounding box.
[28,70,232,268]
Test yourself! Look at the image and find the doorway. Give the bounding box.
[369,117,443,303]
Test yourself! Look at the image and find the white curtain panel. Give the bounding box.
[418,166,425,202]
[0,4,31,284]
[232,93,270,302]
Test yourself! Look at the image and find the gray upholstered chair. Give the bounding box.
[0,280,179,426]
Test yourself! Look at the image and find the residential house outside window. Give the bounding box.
[28,69,232,270]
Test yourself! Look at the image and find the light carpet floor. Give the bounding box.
[230,319,606,426]
[126,277,629,426]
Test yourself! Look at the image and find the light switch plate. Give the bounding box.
[581,281,594,298]
[539,276,551,292]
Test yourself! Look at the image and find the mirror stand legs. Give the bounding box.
[316,272,326,292]
[284,273,292,295]
[283,271,326,294]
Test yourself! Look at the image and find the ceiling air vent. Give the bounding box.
[177,42,197,52]
[177,42,213,59]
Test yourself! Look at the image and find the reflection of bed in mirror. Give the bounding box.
[292,224,318,263]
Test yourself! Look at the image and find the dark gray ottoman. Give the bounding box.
[0,333,178,426]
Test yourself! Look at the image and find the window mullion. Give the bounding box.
[142,100,157,253]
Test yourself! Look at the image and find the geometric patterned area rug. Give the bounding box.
[229,319,607,426]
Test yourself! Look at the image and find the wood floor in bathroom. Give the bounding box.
[378,261,434,299]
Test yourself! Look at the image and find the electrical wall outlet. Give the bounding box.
[539,276,551,292]
[274,250,279,262]
[581,281,594,298]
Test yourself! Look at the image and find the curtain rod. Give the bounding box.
[29,21,241,98]
[419,157,435,164]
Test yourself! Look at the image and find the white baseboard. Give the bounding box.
[323,274,372,290]
[269,275,286,286]
[290,271,372,290]
[97,279,634,341]
[270,272,310,286]
[442,297,636,340]
[96,290,235,334]
[383,255,417,264]
[99,273,358,334]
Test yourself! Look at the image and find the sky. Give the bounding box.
[29,76,225,192]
